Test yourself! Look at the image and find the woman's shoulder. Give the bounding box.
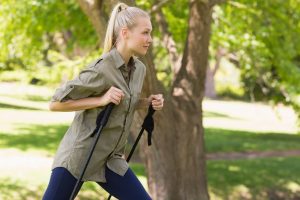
[86,53,113,74]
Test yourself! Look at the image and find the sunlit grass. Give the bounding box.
[0,83,299,199]
[0,82,54,101]
[207,157,300,199]
[205,128,300,153]
[0,123,68,155]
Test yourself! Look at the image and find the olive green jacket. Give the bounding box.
[51,48,146,182]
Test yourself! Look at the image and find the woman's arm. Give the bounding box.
[49,86,124,112]
[49,96,104,112]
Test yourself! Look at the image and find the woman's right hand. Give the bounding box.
[100,86,125,106]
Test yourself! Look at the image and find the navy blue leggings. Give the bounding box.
[42,166,152,200]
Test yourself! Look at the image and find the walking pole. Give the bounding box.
[69,103,115,200]
[107,105,155,200]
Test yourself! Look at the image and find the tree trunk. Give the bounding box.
[77,0,106,47]
[205,47,225,99]
[205,65,217,98]
[77,0,135,47]
[135,1,212,199]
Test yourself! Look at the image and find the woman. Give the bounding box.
[42,2,164,200]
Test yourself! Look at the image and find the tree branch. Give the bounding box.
[209,0,227,7]
[77,0,106,47]
[149,0,171,15]
[152,0,181,79]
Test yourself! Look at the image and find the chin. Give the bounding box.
[133,49,148,57]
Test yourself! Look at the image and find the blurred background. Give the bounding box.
[0,0,299,199]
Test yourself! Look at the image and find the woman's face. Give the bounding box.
[126,17,153,56]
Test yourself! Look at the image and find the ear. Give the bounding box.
[120,27,129,39]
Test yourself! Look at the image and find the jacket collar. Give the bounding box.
[110,48,136,71]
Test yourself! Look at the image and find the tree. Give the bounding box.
[0,0,98,71]
[11,0,300,199]
[134,0,226,199]
[210,0,300,118]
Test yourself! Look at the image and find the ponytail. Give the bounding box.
[102,2,149,54]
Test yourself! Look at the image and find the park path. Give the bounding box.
[206,149,300,160]
[1,148,300,176]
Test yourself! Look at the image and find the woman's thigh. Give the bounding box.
[98,166,152,200]
[42,167,83,200]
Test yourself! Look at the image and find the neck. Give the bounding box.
[116,45,132,65]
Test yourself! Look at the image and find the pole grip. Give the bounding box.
[99,102,114,126]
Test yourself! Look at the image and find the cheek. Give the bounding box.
[131,35,145,47]
[135,35,144,44]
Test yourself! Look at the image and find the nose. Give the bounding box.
[148,35,153,44]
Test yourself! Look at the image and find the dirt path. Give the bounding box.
[1,149,299,169]
[206,149,300,160]
[202,99,298,134]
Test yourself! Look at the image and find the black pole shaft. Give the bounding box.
[69,103,114,200]
[107,104,155,200]
[126,128,144,162]
[107,105,155,200]
[69,124,105,200]
[107,127,145,200]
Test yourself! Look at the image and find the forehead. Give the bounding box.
[133,17,152,30]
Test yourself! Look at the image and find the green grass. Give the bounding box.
[1,93,51,102]
[2,158,299,200]
[1,123,299,156]
[205,128,300,153]
[0,178,46,200]
[0,102,44,111]
[0,177,108,200]
[0,123,68,155]
[0,83,299,199]
[207,157,300,199]
[0,163,147,200]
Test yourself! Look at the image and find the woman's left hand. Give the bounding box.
[148,94,164,110]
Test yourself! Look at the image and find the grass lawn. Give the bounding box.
[205,128,300,153]
[207,157,300,200]
[0,83,299,200]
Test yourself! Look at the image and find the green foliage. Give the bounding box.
[137,0,189,89]
[160,0,188,51]
[0,49,102,85]
[0,0,98,72]
[1,0,299,120]
[30,50,103,86]
[211,0,300,118]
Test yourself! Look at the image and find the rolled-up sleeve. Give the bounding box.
[51,67,107,102]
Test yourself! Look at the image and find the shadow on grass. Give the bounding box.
[0,177,45,200]
[0,177,109,200]
[205,128,300,153]
[203,111,231,118]
[207,157,300,199]
[78,182,109,200]
[0,123,69,154]
[23,94,51,102]
[0,102,44,111]
[130,163,147,177]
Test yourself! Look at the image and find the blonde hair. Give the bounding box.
[103,2,150,54]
